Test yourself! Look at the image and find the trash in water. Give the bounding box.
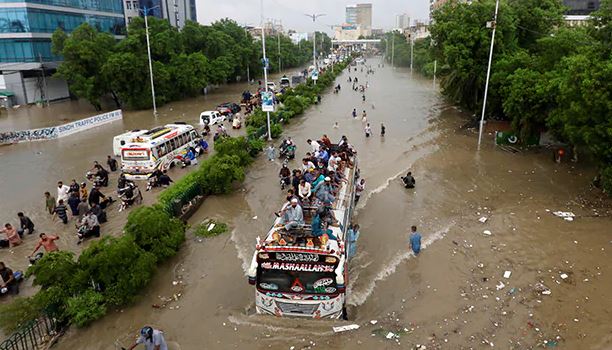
[483,230,492,236]
[478,216,488,223]
[386,332,397,339]
[370,320,378,325]
[542,290,552,295]
[508,287,517,295]
[252,216,258,220]
[560,273,568,280]
[503,271,512,279]
[552,211,575,221]
[172,281,178,286]
[333,324,360,333]
[545,340,558,347]
[207,223,216,231]
[496,282,505,290]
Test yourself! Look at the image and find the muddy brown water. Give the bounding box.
[2,60,611,349]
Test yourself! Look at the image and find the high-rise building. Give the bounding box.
[346,3,372,32]
[396,13,410,29]
[137,0,196,28]
[0,0,125,63]
[0,0,126,104]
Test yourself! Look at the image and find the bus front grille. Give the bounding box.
[276,301,320,315]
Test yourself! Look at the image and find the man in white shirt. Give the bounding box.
[56,181,70,205]
[307,139,320,153]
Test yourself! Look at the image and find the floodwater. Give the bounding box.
[2,59,612,349]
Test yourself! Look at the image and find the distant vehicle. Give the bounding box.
[113,129,148,156]
[266,82,278,92]
[279,76,291,88]
[323,58,330,65]
[199,110,225,126]
[120,124,200,180]
[355,58,364,64]
[216,102,241,116]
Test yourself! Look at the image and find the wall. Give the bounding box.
[0,109,122,143]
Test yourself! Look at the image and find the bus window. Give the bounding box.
[191,130,198,141]
[170,138,177,151]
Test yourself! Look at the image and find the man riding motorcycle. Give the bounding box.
[279,164,291,190]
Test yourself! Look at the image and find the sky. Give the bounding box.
[195,0,430,33]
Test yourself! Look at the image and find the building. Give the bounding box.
[123,0,140,25]
[334,24,365,41]
[0,0,126,105]
[563,0,600,26]
[563,0,600,14]
[289,32,308,45]
[396,13,410,29]
[345,3,372,35]
[405,20,430,41]
[137,0,196,28]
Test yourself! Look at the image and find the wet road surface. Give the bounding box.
[2,59,611,349]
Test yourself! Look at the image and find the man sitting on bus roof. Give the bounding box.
[313,177,335,204]
[279,198,304,230]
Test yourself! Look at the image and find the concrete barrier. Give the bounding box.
[0,109,122,144]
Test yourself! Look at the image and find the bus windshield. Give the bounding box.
[122,148,150,161]
[257,269,338,294]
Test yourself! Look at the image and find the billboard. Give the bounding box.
[261,91,274,112]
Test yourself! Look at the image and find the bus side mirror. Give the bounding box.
[248,276,256,285]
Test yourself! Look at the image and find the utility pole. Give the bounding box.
[433,59,437,87]
[243,23,252,83]
[304,13,326,70]
[477,0,500,150]
[410,35,414,74]
[139,6,160,117]
[38,53,49,107]
[277,29,281,73]
[391,31,395,67]
[261,0,272,140]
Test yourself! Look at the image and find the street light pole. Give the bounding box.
[410,35,414,74]
[261,0,272,140]
[277,30,281,73]
[477,0,500,150]
[139,6,160,118]
[391,31,395,67]
[304,13,326,71]
[243,23,252,83]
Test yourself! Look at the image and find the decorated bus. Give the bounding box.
[247,146,358,319]
[120,123,200,180]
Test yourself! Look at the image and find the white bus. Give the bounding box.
[120,123,201,180]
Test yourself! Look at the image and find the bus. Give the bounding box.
[247,147,358,319]
[120,123,201,180]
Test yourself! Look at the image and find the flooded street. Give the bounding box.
[2,59,611,349]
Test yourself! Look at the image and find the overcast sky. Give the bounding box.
[195,0,430,33]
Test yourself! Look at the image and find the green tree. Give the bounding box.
[51,24,118,110]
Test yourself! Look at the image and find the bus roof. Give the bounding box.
[257,150,358,259]
[121,123,195,147]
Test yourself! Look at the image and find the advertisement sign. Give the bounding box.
[311,70,319,81]
[261,91,274,112]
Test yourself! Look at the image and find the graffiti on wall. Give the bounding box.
[0,110,122,144]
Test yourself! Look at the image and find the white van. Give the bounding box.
[199,110,225,126]
[113,129,148,156]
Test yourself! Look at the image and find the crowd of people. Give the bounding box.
[270,134,363,251]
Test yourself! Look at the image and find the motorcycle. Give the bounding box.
[86,171,106,187]
[117,182,143,212]
[279,140,296,161]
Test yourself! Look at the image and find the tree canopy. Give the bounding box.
[421,0,612,192]
[52,18,327,110]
